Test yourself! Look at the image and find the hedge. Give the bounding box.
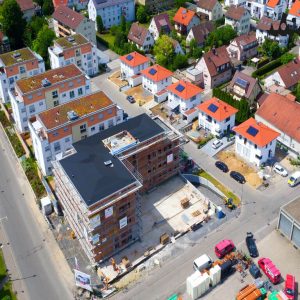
[96,34,109,47]
[252,58,282,78]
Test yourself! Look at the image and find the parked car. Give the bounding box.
[230,171,246,184]
[126,95,135,103]
[214,239,235,258]
[283,274,295,300]
[273,163,288,177]
[215,161,229,173]
[246,232,258,258]
[258,258,281,284]
[212,140,223,149]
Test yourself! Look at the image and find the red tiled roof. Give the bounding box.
[127,23,149,46]
[276,58,300,89]
[202,46,231,77]
[141,64,173,82]
[289,0,300,17]
[167,80,203,100]
[267,0,280,8]
[233,117,280,147]
[225,5,247,20]
[231,32,258,48]
[16,0,34,11]
[120,52,150,68]
[256,93,300,143]
[38,91,113,130]
[53,0,68,9]
[189,22,214,45]
[173,7,196,26]
[152,14,172,33]
[197,0,218,11]
[197,97,238,122]
[52,6,84,30]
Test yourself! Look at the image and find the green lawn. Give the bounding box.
[97,32,115,47]
[198,170,240,206]
[0,250,18,300]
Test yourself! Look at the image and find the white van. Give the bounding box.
[288,171,300,187]
[193,254,213,272]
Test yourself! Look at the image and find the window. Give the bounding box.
[75,49,80,56]
[77,78,81,83]
[80,124,87,133]
[77,60,82,67]
[90,116,94,121]
[98,113,103,119]
[53,100,59,107]
[63,127,68,132]
[29,105,35,114]
[62,93,66,98]
[52,90,58,98]
[69,91,75,98]
[99,123,104,131]
[91,126,95,132]
[54,142,61,152]
[21,108,26,113]
[22,117,27,122]
[69,82,74,87]
[9,77,14,84]
[86,85,89,90]
[53,132,59,136]
[39,102,43,107]
[108,108,113,114]
[108,120,114,128]
[45,146,50,151]
[225,116,230,122]
[46,157,52,162]
[87,54,92,60]
[78,88,83,96]
[19,66,26,74]
[65,137,70,142]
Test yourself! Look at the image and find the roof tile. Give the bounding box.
[141,64,173,82]
[173,7,196,26]
[52,5,84,30]
[167,80,203,100]
[120,51,150,68]
[127,23,149,46]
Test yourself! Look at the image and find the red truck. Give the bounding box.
[214,239,235,258]
[283,274,296,300]
[258,258,281,284]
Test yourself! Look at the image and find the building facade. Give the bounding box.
[52,5,96,45]
[148,14,172,41]
[0,48,45,103]
[16,0,35,21]
[233,117,279,166]
[49,34,100,76]
[88,0,135,29]
[29,91,124,175]
[265,0,287,20]
[197,0,223,21]
[246,0,266,19]
[287,1,300,29]
[127,23,154,52]
[136,0,174,12]
[225,5,251,35]
[197,97,238,136]
[52,114,182,264]
[10,64,90,133]
[173,7,200,35]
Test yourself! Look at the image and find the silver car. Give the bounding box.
[273,163,288,177]
[212,140,223,149]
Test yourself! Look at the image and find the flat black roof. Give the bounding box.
[59,114,165,207]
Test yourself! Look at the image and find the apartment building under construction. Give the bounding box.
[53,114,182,264]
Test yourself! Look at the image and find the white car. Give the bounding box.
[212,140,223,149]
[273,163,288,177]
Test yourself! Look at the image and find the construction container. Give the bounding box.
[187,272,210,300]
[276,291,289,300]
[220,260,232,279]
[236,284,257,300]
[267,291,279,300]
[209,265,221,287]
[186,271,201,297]
[201,272,210,292]
[243,288,262,300]
[259,288,267,297]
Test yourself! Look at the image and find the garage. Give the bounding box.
[278,198,300,249]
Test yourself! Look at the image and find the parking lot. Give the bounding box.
[201,136,235,157]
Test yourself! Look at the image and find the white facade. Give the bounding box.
[0,54,45,103]
[48,43,100,76]
[120,60,150,79]
[198,112,236,136]
[142,76,172,95]
[129,30,154,52]
[168,92,201,113]
[264,71,285,88]
[265,0,287,20]
[246,0,266,19]
[287,13,300,29]
[10,78,91,133]
[197,2,223,21]
[256,28,289,47]
[225,10,250,35]
[225,0,246,7]
[235,134,277,166]
[88,0,135,29]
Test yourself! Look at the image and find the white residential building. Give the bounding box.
[127,23,154,52]
[10,64,91,133]
[173,7,200,35]
[0,48,45,103]
[48,34,102,77]
[287,1,300,29]
[120,52,150,80]
[233,117,279,166]
[197,0,223,21]
[246,0,266,20]
[88,0,135,29]
[225,0,246,7]
[265,0,287,20]
[29,91,124,175]
[148,14,172,41]
[167,80,203,118]
[141,64,173,101]
[197,97,238,136]
[52,5,96,45]
[225,5,251,35]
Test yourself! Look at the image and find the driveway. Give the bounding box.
[201,136,234,157]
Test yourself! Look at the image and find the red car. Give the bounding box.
[284,274,295,299]
[258,258,281,284]
[214,239,235,258]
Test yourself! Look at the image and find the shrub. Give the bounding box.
[252,58,282,78]
[96,34,109,47]
[0,110,10,128]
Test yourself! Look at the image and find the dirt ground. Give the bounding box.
[108,70,128,87]
[125,85,153,105]
[217,151,263,188]
[150,104,169,119]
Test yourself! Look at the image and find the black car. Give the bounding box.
[249,263,261,279]
[126,95,135,103]
[246,232,259,257]
[230,171,246,184]
[215,161,229,173]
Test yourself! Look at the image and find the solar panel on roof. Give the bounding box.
[208,103,218,113]
[235,77,248,89]
[149,68,157,75]
[175,84,185,92]
[246,126,259,137]
[126,54,134,61]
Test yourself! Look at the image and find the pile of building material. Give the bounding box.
[186,271,210,300]
[236,284,267,300]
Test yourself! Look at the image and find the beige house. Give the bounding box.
[197,0,223,21]
[225,5,251,35]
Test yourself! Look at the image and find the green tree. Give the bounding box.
[295,82,300,102]
[0,0,26,49]
[136,5,148,23]
[260,39,281,59]
[154,35,175,68]
[96,15,104,33]
[114,31,127,49]
[33,25,55,67]
[24,16,47,47]
[42,0,54,16]
[188,38,203,59]
[280,53,295,64]
[120,14,126,33]
[205,25,236,49]
[172,54,188,70]
[175,0,187,8]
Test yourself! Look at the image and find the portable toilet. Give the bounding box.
[209,265,221,287]
[216,206,225,219]
[186,271,201,297]
[41,196,52,215]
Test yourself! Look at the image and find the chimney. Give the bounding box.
[212,47,216,55]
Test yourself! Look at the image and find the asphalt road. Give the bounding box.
[0,128,73,300]
[91,68,300,299]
